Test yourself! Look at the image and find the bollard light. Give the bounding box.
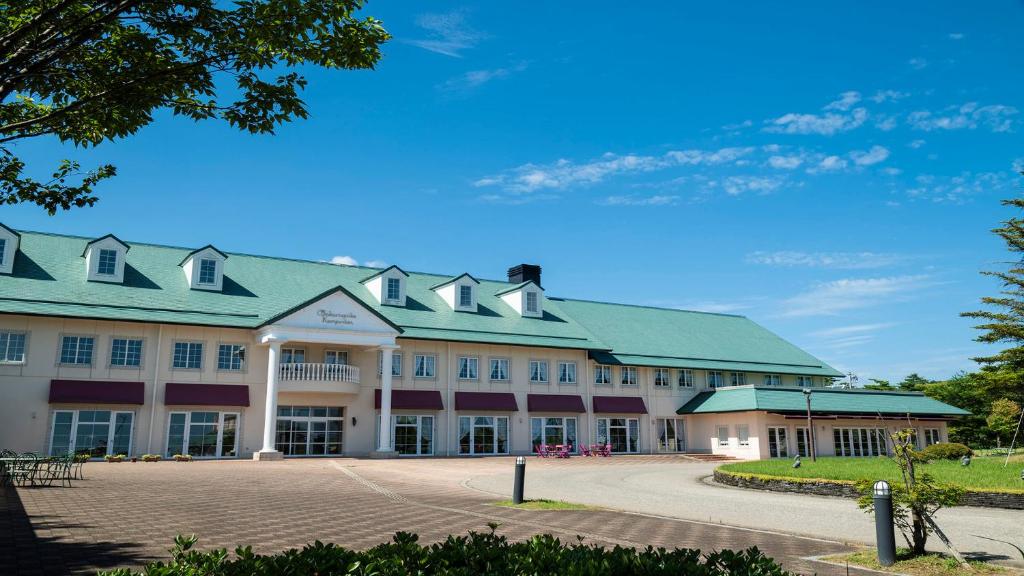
[873,480,891,497]
[960,455,971,467]
[512,456,526,504]
[516,456,525,465]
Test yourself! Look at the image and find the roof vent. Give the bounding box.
[507,264,541,288]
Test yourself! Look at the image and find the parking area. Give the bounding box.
[1,455,1008,575]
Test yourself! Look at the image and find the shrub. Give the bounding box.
[919,442,973,461]
[98,530,793,576]
[141,454,161,462]
[172,454,193,462]
[103,454,125,462]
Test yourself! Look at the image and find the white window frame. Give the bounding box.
[171,340,204,370]
[58,334,95,366]
[655,418,686,452]
[281,347,305,364]
[677,369,693,388]
[458,284,473,308]
[557,361,577,384]
[277,406,345,456]
[596,417,640,453]
[594,364,612,385]
[529,360,549,383]
[531,416,578,453]
[833,427,889,457]
[457,356,479,380]
[414,354,436,379]
[489,357,510,381]
[737,424,750,447]
[654,368,671,387]
[923,428,941,446]
[730,372,746,387]
[324,350,349,365]
[166,411,241,459]
[716,425,730,447]
[763,374,782,386]
[767,426,789,458]
[525,291,539,313]
[0,330,27,364]
[385,277,402,303]
[97,248,118,276]
[109,337,144,368]
[458,415,510,455]
[49,409,135,457]
[197,258,218,285]
[707,371,724,389]
[217,343,245,372]
[377,351,402,376]
[620,366,638,387]
[796,376,813,387]
[390,414,434,456]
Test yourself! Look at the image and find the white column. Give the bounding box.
[377,345,395,452]
[256,340,283,459]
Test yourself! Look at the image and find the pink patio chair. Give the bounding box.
[600,443,612,457]
[558,444,572,458]
[535,444,549,458]
[580,444,591,457]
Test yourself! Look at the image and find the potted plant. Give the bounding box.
[104,454,125,463]
[173,454,193,462]
[141,454,161,462]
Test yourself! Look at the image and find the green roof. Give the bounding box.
[676,386,970,417]
[555,298,843,377]
[0,230,844,374]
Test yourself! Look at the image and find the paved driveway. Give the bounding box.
[463,456,1024,567]
[2,456,882,576]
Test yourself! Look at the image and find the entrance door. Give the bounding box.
[596,418,639,453]
[392,415,434,455]
[275,406,344,456]
[50,410,134,457]
[795,427,811,457]
[767,426,789,458]
[166,411,240,458]
[656,418,686,452]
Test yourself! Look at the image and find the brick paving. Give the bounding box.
[2,456,874,575]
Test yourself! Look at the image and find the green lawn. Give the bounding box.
[825,549,1016,575]
[492,499,594,510]
[719,455,1024,492]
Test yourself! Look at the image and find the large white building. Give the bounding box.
[0,226,967,460]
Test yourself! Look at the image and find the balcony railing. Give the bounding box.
[279,362,360,384]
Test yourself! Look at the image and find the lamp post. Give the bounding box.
[873,480,896,566]
[803,388,816,462]
[512,456,526,504]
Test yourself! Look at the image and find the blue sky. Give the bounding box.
[8,1,1024,383]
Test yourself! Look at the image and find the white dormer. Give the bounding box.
[179,245,228,291]
[496,280,544,318]
[431,273,480,312]
[82,234,129,283]
[0,223,20,275]
[361,265,409,306]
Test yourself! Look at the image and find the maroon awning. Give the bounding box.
[593,395,648,414]
[165,383,250,407]
[49,380,144,405]
[374,389,444,410]
[454,391,518,411]
[527,393,586,413]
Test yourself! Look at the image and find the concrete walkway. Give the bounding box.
[464,458,1024,567]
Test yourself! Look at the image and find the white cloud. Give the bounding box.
[908,102,1019,133]
[908,139,926,149]
[824,91,862,111]
[871,90,910,103]
[779,275,931,317]
[1013,158,1024,173]
[874,115,899,131]
[600,194,679,206]
[407,11,485,57]
[764,108,868,136]
[669,301,752,314]
[850,145,890,166]
[881,167,902,176]
[768,155,805,169]
[439,61,528,92]
[721,175,785,195]
[905,171,1015,204]
[809,323,897,339]
[364,260,388,268]
[746,251,906,269]
[809,155,848,173]
[948,32,965,40]
[908,57,929,70]
[329,255,358,266]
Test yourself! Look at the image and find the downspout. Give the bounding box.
[446,341,452,456]
[145,324,163,454]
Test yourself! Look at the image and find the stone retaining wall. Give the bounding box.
[713,470,1024,510]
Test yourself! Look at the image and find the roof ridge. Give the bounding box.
[549,296,747,318]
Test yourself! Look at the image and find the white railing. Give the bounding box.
[279,363,360,384]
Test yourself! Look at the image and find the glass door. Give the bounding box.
[530,417,578,452]
[391,415,434,455]
[166,412,240,458]
[795,427,811,457]
[767,426,789,458]
[275,406,344,456]
[656,418,685,452]
[596,418,639,453]
[458,416,509,455]
[50,410,134,457]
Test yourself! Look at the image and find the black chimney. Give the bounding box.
[507,264,542,288]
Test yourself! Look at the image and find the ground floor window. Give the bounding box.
[716,425,730,447]
[923,428,941,447]
[597,417,639,453]
[167,411,239,458]
[393,415,433,455]
[833,427,888,457]
[531,417,577,452]
[656,418,686,452]
[767,426,789,458]
[459,416,509,455]
[795,427,812,457]
[275,406,343,456]
[50,410,134,457]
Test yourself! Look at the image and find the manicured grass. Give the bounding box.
[492,499,593,510]
[825,549,1017,575]
[719,456,1024,492]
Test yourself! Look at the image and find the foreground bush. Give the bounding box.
[919,442,973,461]
[100,529,792,576]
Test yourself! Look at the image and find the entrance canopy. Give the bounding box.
[676,386,970,418]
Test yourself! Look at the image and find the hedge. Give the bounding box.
[99,528,793,576]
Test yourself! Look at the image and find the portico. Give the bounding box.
[250,287,403,460]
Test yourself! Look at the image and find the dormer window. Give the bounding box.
[361,265,409,307]
[430,273,479,312]
[496,280,544,318]
[82,234,129,283]
[0,223,17,274]
[97,249,118,276]
[179,245,227,291]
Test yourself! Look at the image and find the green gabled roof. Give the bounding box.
[676,386,970,417]
[360,264,409,282]
[556,298,843,377]
[0,231,606,350]
[494,280,541,297]
[428,272,480,290]
[178,244,228,265]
